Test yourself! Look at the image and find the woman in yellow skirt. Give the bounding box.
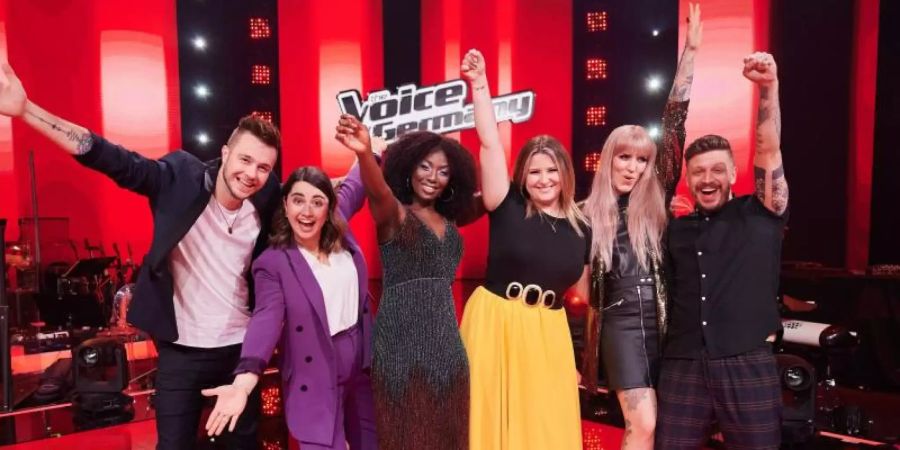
[460,49,591,450]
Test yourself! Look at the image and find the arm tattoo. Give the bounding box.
[755,164,789,215]
[771,165,788,214]
[669,50,696,102]
[26,111,94,155]
[755,84,783,182]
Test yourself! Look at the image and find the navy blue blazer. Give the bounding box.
[75,133,281,342]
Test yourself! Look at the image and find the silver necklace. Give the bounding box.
[213,199,240,234]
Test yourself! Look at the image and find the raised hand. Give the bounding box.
[461,49,486,84]
[335,114,372,155]
[743,52,778,85]
[686,3,703,51]
[201,384,249,436]
[371,135,387,157]
[0,63,27,118]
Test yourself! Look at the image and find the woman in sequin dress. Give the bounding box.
[336,115,479,450]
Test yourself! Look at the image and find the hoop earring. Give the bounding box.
[440,186,455,202]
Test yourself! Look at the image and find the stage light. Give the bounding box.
[586,106,606,127]
[652,29,660,37]
[648,125,660,139]
[261,440,285,450]
[194,84,210,99]
[196,132,210,145]
[72,337,134,430]
[646,76,662,92]
[249,17,272,39]
[586,58,607,80]
[584,152,602,172]
[192,36,207,50]
[252,111,274,123]
[251,64,272,85]
[586,11,608,32]
[261,385,282,416]
[776,353,816,443]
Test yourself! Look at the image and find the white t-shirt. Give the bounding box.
[170,196,260,347]
[298,247,359,336]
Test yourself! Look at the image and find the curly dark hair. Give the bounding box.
[381,131,477,221]
[269,166,347,252]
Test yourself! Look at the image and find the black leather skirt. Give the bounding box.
[600,275,660,391]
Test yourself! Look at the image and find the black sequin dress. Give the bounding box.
[372,211,469,450]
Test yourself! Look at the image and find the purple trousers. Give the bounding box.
[291,325,378,450]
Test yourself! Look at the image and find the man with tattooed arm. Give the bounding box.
[656,52,788,450]
[0,63,281,449]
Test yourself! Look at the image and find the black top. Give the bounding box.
[75,133,281,342]
[485,186,591,298]
[664,195,786,359]
[608,195,652,280]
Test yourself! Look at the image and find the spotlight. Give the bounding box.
[646,76,662,92]
[252,111,274,123]
[196,132,210,145]
[80,347,100,367]
[72,337,134,430]
[584,152,602,173]
[194,84,210,99]
[586,11,608,32]
[251,64,272,85]
[783,365,812,391]
[648,125,660,139]
[249,17,272,39]
[586,106,607,126]
[586,58,608,80]
[75,338,129,393]
[652,29,660,37]
[776,353,816,444]
[192,36,207,50]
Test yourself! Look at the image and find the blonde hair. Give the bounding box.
[511,135,586,236]
[584,125,666,270]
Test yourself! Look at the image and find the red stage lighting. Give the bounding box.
[587,11,608,32]
[261,440,285,450]
[249,17,272,39]
[584,152,602,172]
[586,106,606,126]
[586,58,607,80]
[252,111,274,123]
[261,385,282,416]
[251,64,272,85]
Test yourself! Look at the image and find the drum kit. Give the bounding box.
[4,238,141,343]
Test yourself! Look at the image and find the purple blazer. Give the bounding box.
[236,164,373,445]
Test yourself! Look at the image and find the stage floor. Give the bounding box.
[0,419,627,450]
[3,417,894,450]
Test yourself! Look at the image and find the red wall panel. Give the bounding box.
[278,0,384,278]
[6,0,180,259]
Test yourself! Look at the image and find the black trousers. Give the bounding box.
[154,341,261,450]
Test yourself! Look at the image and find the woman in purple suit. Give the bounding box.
[201,155,377,449]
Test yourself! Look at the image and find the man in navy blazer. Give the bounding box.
[0,63,280,449]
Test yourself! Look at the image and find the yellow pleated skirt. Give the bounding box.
[460,286,582,450]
